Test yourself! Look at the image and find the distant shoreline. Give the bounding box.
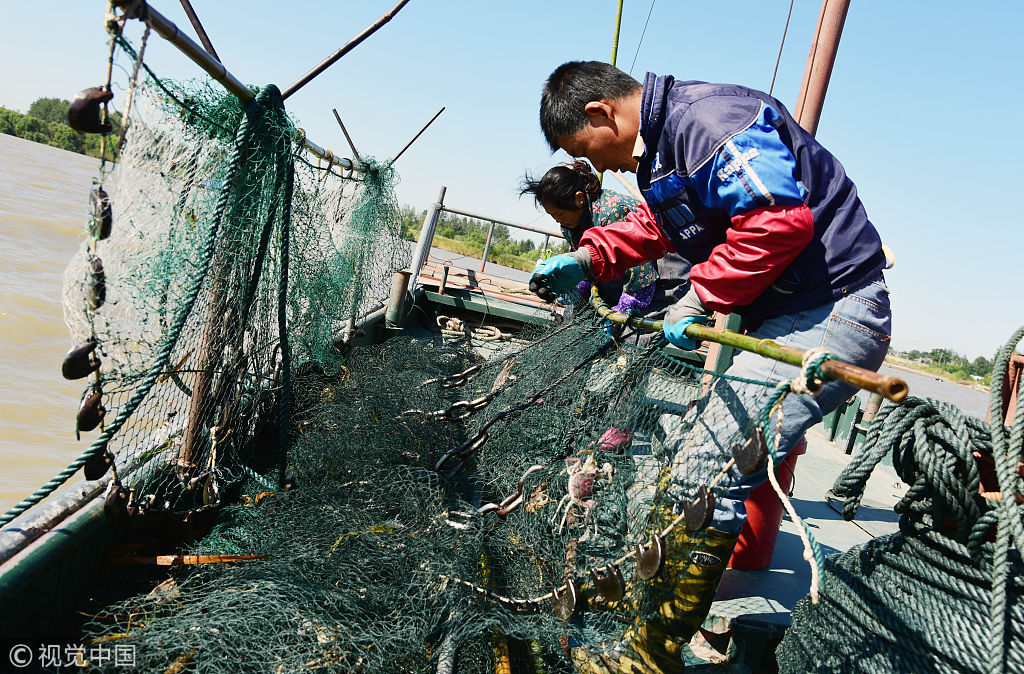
[883,359,990,393]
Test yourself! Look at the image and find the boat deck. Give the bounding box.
[689,425,901,668]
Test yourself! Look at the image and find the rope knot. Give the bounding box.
[790,347,834,395]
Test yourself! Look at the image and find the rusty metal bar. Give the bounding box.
[281,0,413,100]
[793,0,852,136]
[385,106,445,169]
[177,0,220,62]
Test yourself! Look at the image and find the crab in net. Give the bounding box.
[550,453,615,538]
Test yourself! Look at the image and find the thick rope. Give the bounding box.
[780,326,1024,674]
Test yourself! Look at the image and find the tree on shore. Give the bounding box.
[1,97,118,160]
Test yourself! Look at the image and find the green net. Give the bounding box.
[52,23,819,674]
[58,40,407,522]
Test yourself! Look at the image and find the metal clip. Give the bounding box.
[420,364,483,389]
[88,256,106,310]
[635,534,665,580]
[681,484,715,532]
[494,465,544,518]
[90,187,113,240]
[732,427,768,475]
[552,578,579,621]
[432,409,510,476]
[83,449,114,481]
[434,431,489,476]
[68,86,113,134]
[590,564,625,603]
[76,386,106,438]
[62,339,101,380]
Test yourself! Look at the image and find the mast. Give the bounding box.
[793,0,852,136]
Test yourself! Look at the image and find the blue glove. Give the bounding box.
[662,287,711,350]
[662,314,708,350]
[530,254,586,303]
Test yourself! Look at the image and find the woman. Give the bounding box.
[520,161,690,339]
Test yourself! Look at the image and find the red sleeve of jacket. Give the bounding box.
[577,201,674,281]
[689,203,815,313]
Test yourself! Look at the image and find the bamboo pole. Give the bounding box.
[590,287,907,402]
[384,106,445,169]
[177,0,220,62]
[281,0,413,100]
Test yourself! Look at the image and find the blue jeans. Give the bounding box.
[656,273,892,533]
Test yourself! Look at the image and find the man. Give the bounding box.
[532,60,892,672]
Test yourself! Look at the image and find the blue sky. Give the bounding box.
[1,1,1021,360]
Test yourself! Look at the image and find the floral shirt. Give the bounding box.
[562,190,659,308]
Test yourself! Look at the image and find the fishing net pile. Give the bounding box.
[776,327,1024,674]
[49,22,813,674]
[80,314,800,673]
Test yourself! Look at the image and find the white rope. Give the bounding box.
[767,378,822,603]
[790,346,831,395]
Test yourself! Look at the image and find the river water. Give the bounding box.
[0,133,996,514]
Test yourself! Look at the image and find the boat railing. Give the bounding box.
[408,185,565,290]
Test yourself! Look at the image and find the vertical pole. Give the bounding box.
[601,0,626,190]
[861,392,883,423]
[439,266,450,295]
[480,221,496,272]
[385,270,412,329]
[700,313,742,393]
[542,234,550,256]
[610,0,625,66]
[408,186,446,292]
[793,0,852,136]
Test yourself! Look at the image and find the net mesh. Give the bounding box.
[65,24,786,674]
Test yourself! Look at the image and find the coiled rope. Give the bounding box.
[777,326,1024,674]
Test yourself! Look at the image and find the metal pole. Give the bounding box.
[125,1,252,102]
[178,0,220,62]
[385,106,445,169]
[793,0,852,136]
[408,186,446,291]
[385,269,412,328]
[331,108,363,164]
[439,206,563,240]
[281,0,413,100]
[480,221,496,273]
[117,3,372,174]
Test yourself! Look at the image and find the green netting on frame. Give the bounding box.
[58,32,408,521]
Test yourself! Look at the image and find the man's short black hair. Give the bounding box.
[539,60,642,153]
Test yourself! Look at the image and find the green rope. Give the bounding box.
[0,87,275,528]
[276,107,295,488]
[779,326,1024,674]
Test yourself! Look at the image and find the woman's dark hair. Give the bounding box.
[519,160,601,210]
